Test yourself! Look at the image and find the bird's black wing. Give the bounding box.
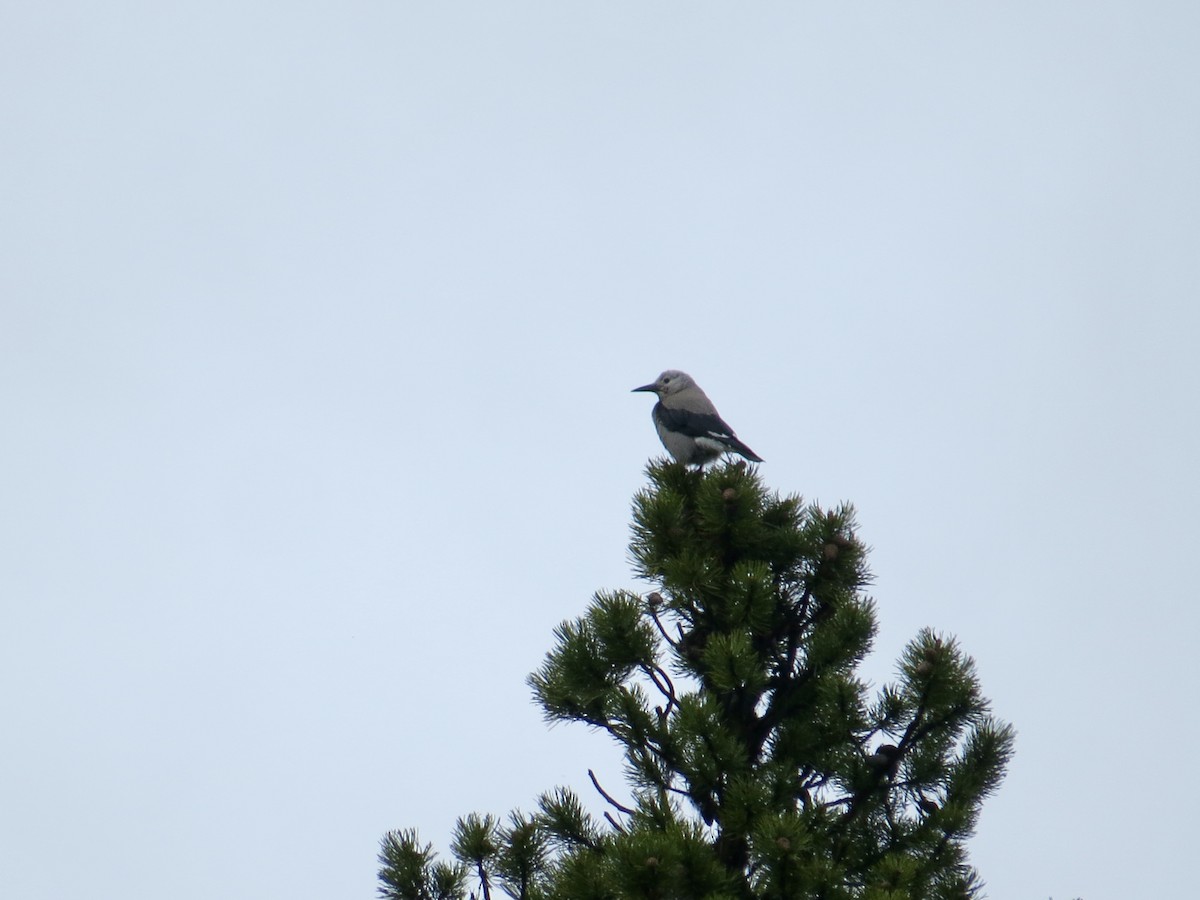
[655,405,736,441]
[655,405,763,463]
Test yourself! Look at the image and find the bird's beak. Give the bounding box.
[631,383,658,394]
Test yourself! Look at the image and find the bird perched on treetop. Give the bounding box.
[632,370,763,466]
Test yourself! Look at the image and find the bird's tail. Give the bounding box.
[727,438,763,463]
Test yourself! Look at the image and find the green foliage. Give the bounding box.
[379,461,1014,900]
[378,830,467,900]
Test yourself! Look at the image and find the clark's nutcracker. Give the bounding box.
[632,370,763,466]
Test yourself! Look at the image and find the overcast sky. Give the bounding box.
[3,3,1198,899]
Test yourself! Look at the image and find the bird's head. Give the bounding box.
[632,370,694,397]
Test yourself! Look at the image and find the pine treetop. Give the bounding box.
[380,460,1014,900]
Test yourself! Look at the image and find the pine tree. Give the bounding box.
[379,461,1014,900]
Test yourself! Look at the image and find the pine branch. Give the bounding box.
[643,663,677,719]
[645,593,680,651]
[588,768,635,818]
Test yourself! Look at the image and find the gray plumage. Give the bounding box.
[632,370,763,466]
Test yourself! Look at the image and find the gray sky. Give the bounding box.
[3,3,1197,898]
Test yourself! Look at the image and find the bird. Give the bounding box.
[632,370,763,466]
